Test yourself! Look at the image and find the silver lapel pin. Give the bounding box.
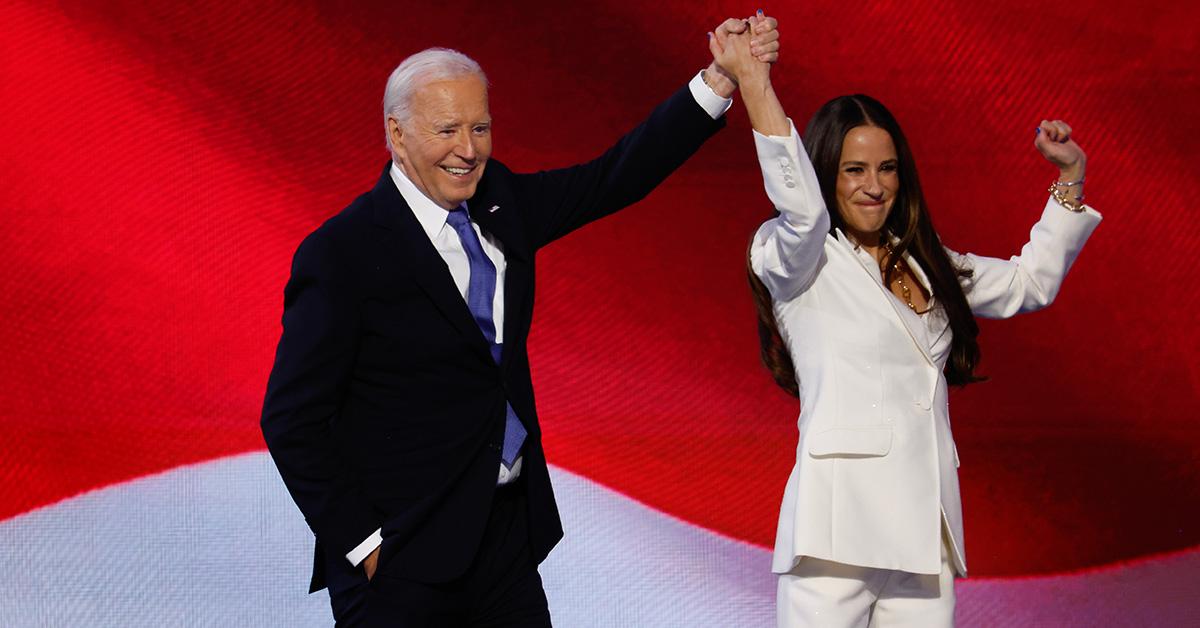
[489,205,500,213]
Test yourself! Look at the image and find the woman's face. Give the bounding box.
[834,125,899,241]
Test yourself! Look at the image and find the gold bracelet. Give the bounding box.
[1048,181,1086,212]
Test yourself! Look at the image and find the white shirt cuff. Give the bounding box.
[345,454,524,568]
[346,529,382,567]
[688,71,733,120]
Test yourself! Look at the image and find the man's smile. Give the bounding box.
[441,164,476,177]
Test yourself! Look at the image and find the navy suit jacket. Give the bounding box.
[261,82,724,592]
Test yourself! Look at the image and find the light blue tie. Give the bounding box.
[445,207,527,467]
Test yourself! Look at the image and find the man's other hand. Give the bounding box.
[363,546,380,581]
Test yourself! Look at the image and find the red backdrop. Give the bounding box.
[1,0,1197,577]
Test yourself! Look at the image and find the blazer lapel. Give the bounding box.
[368,164,493,362]
[900,248,950,348]
[468,193,530,371]
[836,230,936,368]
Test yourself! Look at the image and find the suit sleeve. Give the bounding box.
[749,120,831,302]
[512,80,725,250]
[952,198,1102,319]
[261,230,382,559]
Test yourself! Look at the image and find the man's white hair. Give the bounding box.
[383,48,487,152]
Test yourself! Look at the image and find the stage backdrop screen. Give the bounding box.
[2,1,1197,626]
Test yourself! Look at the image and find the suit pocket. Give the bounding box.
[807,426,892,458]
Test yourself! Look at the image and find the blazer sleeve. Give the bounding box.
[749,120,831,302]
[511,81,725,250]
[953,197,1102,319]
[260,229,382,558]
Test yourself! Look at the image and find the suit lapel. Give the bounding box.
[836,230,936,368]
[368,164,493,362]
[468,192,529,371]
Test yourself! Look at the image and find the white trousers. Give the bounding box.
[776,532,956,628]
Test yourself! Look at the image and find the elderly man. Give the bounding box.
[261,15,779,626]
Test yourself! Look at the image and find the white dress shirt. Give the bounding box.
[390,161,509,344]
[347,71,732,567]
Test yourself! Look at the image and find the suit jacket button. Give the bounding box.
[488,442,501,451]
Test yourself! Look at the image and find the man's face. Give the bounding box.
[389,75,492,209]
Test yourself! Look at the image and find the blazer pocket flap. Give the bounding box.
[807,426,893,457]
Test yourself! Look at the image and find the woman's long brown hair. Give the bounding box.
[749,95,985,397]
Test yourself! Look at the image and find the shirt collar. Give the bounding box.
[389,161,466,241]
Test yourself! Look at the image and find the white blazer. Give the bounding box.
[749,123,1101,577]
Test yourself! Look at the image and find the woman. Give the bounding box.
[710,21,1101,627]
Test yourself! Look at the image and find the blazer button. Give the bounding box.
[487,442,501,451]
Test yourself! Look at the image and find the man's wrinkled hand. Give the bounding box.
[713,10,780,64]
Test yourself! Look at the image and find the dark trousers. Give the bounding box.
[325,482,552,627]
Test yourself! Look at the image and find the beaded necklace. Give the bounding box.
[883,242,925,314]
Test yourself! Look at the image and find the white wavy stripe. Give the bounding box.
[0,453,1195,627]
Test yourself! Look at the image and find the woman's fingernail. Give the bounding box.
[1035,127,1041,135]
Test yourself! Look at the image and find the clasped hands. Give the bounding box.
[706,12,1086,185]
[704,10,779,97]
